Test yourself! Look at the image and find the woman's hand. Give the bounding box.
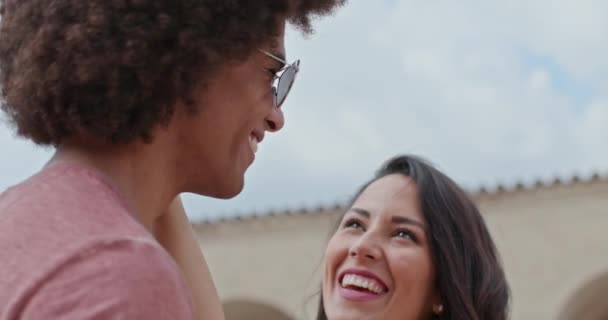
[154,196,225,320]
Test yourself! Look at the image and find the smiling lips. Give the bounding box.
[248,134,258,153]
[249,130,263,154]
[338,270,388,301]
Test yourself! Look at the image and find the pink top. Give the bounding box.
[0,162,194,319]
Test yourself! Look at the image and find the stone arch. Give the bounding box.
[223,299,293,320]
[559,271,608,320]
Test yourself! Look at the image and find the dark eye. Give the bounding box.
[343,218,365,231]
[394,229,418,242]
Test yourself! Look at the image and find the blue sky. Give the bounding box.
[521,49,593,108]
[1,1,607,221]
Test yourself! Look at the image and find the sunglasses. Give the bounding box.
[259,49,300,108]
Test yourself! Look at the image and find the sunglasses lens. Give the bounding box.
[276,61,299,107]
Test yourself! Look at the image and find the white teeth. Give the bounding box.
[249,135,258,153]
[340,274,385,294]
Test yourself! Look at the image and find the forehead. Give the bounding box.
[352,174,423,220]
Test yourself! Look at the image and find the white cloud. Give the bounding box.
[527,69,551,92]
[576,99,608,166]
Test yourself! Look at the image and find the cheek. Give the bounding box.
[323,235,349,281]
[231,82,273,131]
[211,78,269,123]
[388,249,435,295]
[235,71,271,106]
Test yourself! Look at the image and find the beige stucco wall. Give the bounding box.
[195,208,340,319]
[476,178,608,320]
[194,177,608,320]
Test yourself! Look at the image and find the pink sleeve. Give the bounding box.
[20,238,194,320]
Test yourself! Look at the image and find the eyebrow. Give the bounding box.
[349,207,426,230]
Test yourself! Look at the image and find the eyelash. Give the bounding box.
[393,229,418,243]
[342,218,419,243]
[343,218,365,230]
[266,68,278,80]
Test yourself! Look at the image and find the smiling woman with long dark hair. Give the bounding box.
[317,155,510,320]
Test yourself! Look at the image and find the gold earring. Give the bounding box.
[433,304,444,314]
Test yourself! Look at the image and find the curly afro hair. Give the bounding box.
[0,0,346,145]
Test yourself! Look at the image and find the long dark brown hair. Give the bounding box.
[317,155,510,320]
